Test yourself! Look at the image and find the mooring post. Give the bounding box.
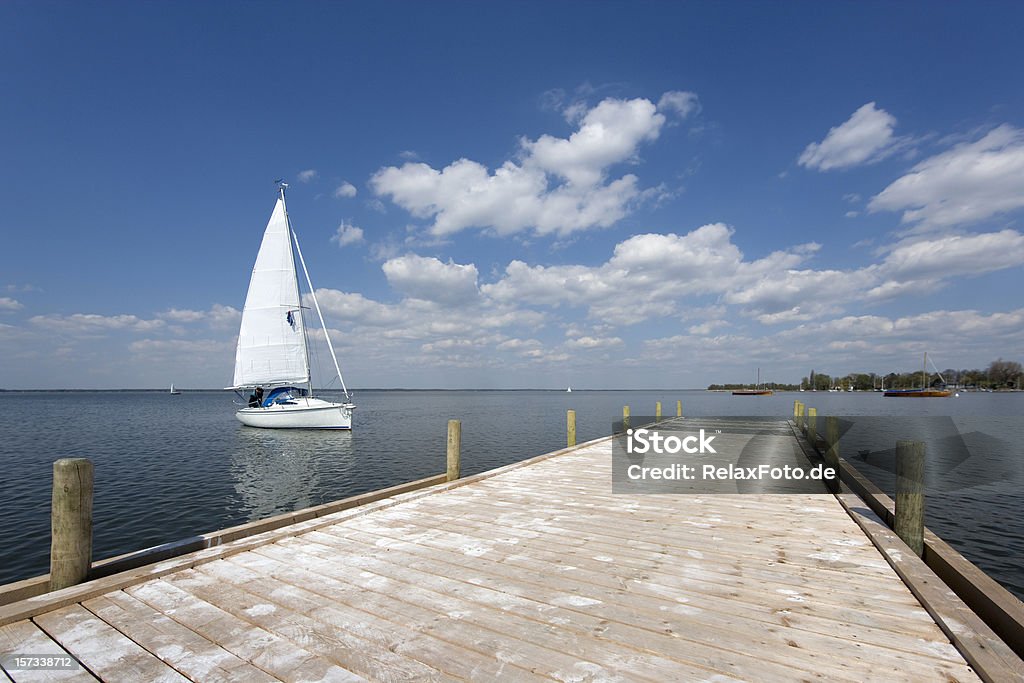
[50,458,94,591]
[567,409,576,447]
[797,402,805,432]
[793,399,800,419]
[807,407,817,445]
[623,405,630,431]
[655,401,662,419]
[825,416,840,493]
[677,400,682,417]
[895,440,925,557]
[446,419,462,482]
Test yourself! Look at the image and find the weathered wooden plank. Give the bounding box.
[164,564,460,683]
[230,545,736,682]
[219,553,556,682]
[292,528,975,681]
[0,620,96,682]
[403,475,907,562]
[363,495,922,587]
[327,507,939,624]
[32,604,188,683]
[260,540,876,683]
[325,518,969,657]
[124,579,366,682]
[82,592,277,683]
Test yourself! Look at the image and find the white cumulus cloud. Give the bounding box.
[565,335,624,349]
[0,297,23,311]
[297,169,318,182]
[332,222,365,247]
[868,124,1024,230]
[334,181,357,198]
[370,95,680,236]
[878,230,1024,280]
[799,102,904,171]
[29,313,166,335]
[381,254,480,305]
[657,90,701,119]
[523,97,664,186]
[160,304,240,328]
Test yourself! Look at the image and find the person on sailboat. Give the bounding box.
[248,386,264,408]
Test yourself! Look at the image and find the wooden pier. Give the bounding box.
[2,416,1023,681]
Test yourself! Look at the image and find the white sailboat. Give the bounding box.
[169,383,181,395]
[228,184,355,429]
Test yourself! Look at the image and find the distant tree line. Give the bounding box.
[708,359,1022,391]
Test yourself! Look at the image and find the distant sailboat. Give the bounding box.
[169,383,181,395]
[733,368,773,396]
[884,353,951,398]
[228,184,355,429]
[566,386,572,393]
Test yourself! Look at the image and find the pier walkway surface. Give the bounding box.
[0,418,996,681]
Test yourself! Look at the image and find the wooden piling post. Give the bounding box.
[676,400,682,417]
[655,401,661,419]
[796,402,805,432]
[807,407,817,445]
[623,405,630,431]
[50,458,94,591]
[825,416,840,493]
[567,410,576,447]
[793,399,800,419]
[446,420,462,482]
[895,440,925,557]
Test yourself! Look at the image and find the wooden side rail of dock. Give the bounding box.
[1,475,459,609]
[1,416,1022,682]
[787,407,1024,663]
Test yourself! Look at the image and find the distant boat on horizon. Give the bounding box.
[884,352,951,398]
[733,368,773,396]
[566,386,572,393]
[169,383,181,395]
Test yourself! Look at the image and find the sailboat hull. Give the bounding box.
[236,398,353,429]
[883,389,951,397]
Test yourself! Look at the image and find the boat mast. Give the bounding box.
[922,352,927,389]
[282,189,351,401]
[277,183,314,395]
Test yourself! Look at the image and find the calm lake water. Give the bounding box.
[0,390,1021,599]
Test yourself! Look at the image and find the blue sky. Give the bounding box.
[2,1,1023,389]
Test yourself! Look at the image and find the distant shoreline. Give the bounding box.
[0,387,715,393]
[2,388,1021,394]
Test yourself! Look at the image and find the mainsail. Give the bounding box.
[231,198,309,388]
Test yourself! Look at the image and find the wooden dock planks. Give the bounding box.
[0,419,998,681]
[0,620,96,682]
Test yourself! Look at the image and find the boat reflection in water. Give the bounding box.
[229,427,356,522]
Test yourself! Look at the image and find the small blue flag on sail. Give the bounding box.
[286,310,295,329]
